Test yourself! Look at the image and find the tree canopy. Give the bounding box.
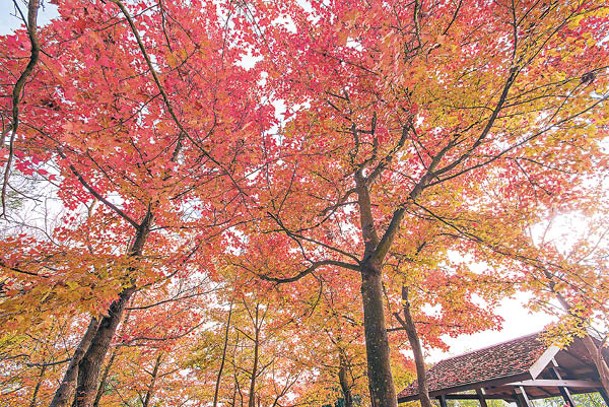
[1,0,608,406]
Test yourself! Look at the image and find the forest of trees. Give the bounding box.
[1,0,609,406]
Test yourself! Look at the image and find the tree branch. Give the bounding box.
[57,149,139,229]
[2,0,40,217]
[256,259,360,284]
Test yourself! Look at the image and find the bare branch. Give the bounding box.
[57,149,140,229]
[253,259,360,284]
[2,0,41,217]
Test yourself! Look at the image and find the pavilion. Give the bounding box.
[397,332,609,407]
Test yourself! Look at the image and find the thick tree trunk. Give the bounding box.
[360,263,397,407]
[93,306,131,407]
[72,287,135,407]
[338,353,354,407]
[92,346,118,407]
[50,318,100,407]
[72,212,152,407]
[394,286,433,407]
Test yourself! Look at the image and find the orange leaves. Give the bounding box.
[1,0,609,404]
[1,237,135,329]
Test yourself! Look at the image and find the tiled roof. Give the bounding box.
[398,332,548,399]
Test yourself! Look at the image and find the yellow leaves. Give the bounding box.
[166,48,189,68]
[0,332,27,352]
[541,313,589,348]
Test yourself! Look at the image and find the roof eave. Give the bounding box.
[398,372,534,404]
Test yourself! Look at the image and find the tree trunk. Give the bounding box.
[30,364,47,407]
[394,286,433,407]
[72,287,135,407]
[72,212,152,407]
[338,353,353,407]
[360,263,397,407]
[552,289,609,394]
[213,301,234,407]
[93,306,131,407]
[92,346,118,407]
[248,305,260,407]
[233,341,244,407]
[50,318,100,407]
[581,335,609,393]
[142,353,163,407]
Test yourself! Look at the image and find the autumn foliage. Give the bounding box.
[1,0,609,406]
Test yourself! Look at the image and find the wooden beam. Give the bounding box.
[550,361,576,407]
[515,386,533,407]
[476,389,489,407]
[399,392,515,403]
[508,379,601,388]
[440,394,516,400]
[530,346,560,379]
[558,386,576,406]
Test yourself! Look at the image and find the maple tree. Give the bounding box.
[1,0,270,405]
[231,0,609,405]
[513,210,609,393]
[1,0,609,406]
[183,273,311,407]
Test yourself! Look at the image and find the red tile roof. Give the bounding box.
[398,332,548,400]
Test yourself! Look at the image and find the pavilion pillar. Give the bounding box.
[514,386,533,407]
[550,360,576,407]
[438,395,448,407]
[476,389,489,407]
[599,388,609,407]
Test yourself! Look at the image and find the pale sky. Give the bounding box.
[0,0,58,35]
[429,296,556,362]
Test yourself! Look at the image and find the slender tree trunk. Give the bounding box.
[248,305,260,407]
[360,262,397,407]
[213,301,234,407]
[72,287,135,407]
[92,346,118,407]
[142,353,163,407]
[30,364,47,407]
[551,288,609,394]
[581,336,609,393]
[338,353,353,407]
[232,331,244,407]
[394,286,433,407]
[50,318,100,407]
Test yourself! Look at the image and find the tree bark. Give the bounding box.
[582,333,609,393]
[394,286,433,407]
[72,287,135,407]
[552,288,609,394]
[338,353,354,407]
[72,212,152,407]
[360,263,397,407]
[50,318,100,407]
[30,364,47,407]
[248,305,260,407]
[142,353,163,407]
[213,301,234,407]
[92,346,118,407]
[93,306,131,407]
